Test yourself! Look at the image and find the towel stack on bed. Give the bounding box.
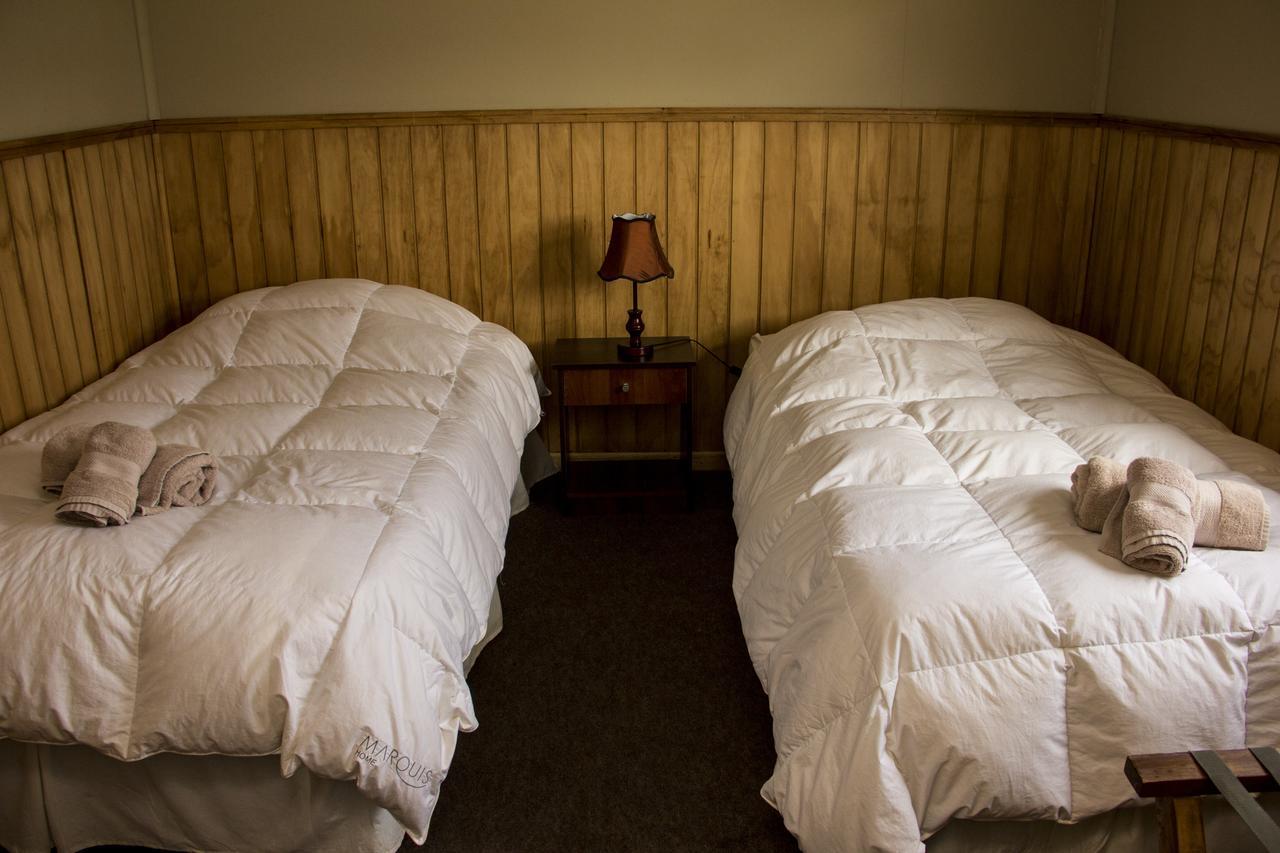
[1071,456,1270,576]
[41,422,219,527]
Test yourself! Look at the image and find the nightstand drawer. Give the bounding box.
[561,367,687,406]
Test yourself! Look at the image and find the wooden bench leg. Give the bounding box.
[1157,796,1206,853]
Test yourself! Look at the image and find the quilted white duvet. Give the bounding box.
[724,298,1280,852]
[0,279,542,842]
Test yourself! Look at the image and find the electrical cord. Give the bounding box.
[652,337,742,376]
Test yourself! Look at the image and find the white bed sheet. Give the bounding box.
[0,279,543,845]
[724,297,1280,852]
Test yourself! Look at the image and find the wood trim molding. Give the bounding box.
[151,107,1105,133]
[6,110,1279,164]
[0,121,155,161]
[1102,114,1280,150]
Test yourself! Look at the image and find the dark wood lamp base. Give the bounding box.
[618,296,653,361]
[617,342,654,361]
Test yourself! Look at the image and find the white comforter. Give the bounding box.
[0,279,542,842]
[724,298,1280,852]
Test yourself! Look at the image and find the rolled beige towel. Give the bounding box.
[136,445,218,515]
[55,422,157,527]
[1074,457,1270,551]
[40,422,94,495]
[1100,457,1199,577]
[1193,478,1270,551]
[1071,457,1127,532]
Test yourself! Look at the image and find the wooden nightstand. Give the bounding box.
[551,337,695,510]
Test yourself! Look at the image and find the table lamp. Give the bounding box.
[597,213,674,361]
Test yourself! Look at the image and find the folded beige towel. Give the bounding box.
[55,422,157,527]
[1100,457,1199,577]
[136,444,218,516]
[40,422,94,495]
[1071,456,1127,532]
[1074,457,1270,551]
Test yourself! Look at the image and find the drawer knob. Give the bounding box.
[620,382,630,393]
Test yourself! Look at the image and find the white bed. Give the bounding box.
[724,297,1280,852]
[0,279,544,852]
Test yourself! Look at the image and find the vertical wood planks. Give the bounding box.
[43,111,1280,455]
[348,126,387,283]
[378,126,417,287]
[697,121,732,451]
[820,121,857,312]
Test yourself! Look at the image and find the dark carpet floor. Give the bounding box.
[413,472,797,852]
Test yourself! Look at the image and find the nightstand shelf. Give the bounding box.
[552,337,695,511]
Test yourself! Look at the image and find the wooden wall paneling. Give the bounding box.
[568,122,605,451]
[128,136,171,338]
[20,108,1280,453]
[282,129,325,282]
[1120,135,1171,361]
[730,121,765,365]
[252,130,297,285]
[602,121,637,452]
[1195,147,1255,412]
[1215,150,1277,428]
[43,150,100,384]
[113,139,158,345]
[912,122,951,300]
[537,123,573,454]
[759,122,796,329]
[1058,127,1101,327]
[476,123,514,330]
[820,122,857,312]
[1157,141,1211,389]
[1136,138,1190,373]
[0,211,30,426]
[221,131,267,293]
[881,122,920,304]
[666,121,700,446]
[998,125,1045,307]
[1082,130,1122,337]
[28,153,88,392]
[0,172,50,416]
[189,132,238,310]
[314,127,358,280]
[635,121,670,452]
[505,123,543,368]
[146,133,183,333]
[942,123,982,299]
[971,125,1012,300]
[158,134,210,322]
[65,147,121,367]
[0,278,25,428]
[697,121,732,452]
[408,125,449,297]
[5,158,69,404]
[441,125,482,315]
[1176,145,1233,398]
[348,126,388,283]
[852,122,890,307]
[790,122,827,320]
[78,145,131,366]
[1101,132,1142,345]
[1236,163,1280,440]
[1027,127,1072,319]
[377,126,417,287]
[98,142,146,355]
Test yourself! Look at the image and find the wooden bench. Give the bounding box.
[1126,750,1280,853]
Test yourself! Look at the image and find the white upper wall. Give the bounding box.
[144,0,1111,117]
[1107,0,1280,136]
[0,0,150,140]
